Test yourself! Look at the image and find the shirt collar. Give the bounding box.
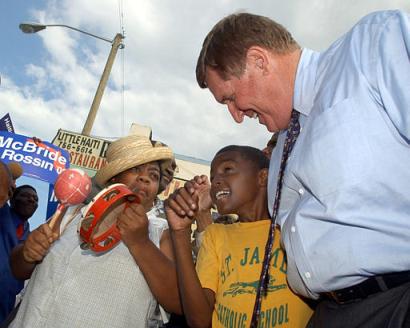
[293,48,320,116]
[10,207,25,226]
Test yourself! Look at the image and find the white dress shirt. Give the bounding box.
[268,10,410,299]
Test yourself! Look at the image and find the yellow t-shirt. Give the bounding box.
[196,220,312,328]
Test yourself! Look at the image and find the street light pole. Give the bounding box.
[19,23,113,43]
[19,23,124,136]
[82,33,123,135]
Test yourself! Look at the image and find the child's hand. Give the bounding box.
[23,223,58,263]
[165,175,211,231]
[117,203,150,248]
[190,175,212,212]
[165,193,194,231]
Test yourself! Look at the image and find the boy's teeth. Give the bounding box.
[252,112,258,119]
[216,190,230,200]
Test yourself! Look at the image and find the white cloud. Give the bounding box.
[2,0,409,162]
[3,0,408,229]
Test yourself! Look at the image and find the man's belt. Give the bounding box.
[322,271,410,304]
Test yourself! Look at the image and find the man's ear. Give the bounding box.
[258,168,269,188]
[246,46,270,74]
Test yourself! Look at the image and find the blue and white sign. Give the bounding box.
[47,184,59,219]
[0,113,15,132]
[0,131,70,184]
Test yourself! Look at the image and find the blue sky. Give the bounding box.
[0,1,55,91]
[1,1,52,228]
[1,0,409,228]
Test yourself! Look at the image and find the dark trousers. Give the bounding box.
[307,282,410,328]
[0,302,20,328]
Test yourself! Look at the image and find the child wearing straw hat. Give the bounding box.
[9,135,181,328]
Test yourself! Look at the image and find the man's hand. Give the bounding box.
[23,223,58,263]
[117,203,150,248]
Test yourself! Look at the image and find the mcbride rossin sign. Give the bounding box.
[0,131,70,184]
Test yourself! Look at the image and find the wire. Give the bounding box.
[120,39,125,136]
[118,0,126,136]
[91,135,120,140]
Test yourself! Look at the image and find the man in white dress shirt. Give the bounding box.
[195,10,410,327]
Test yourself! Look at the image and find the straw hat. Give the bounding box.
[94,135,173,188]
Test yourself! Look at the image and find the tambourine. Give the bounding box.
[79,183,140,253]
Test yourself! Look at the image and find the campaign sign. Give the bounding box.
[0,113,15,132]
[47,184,59,219]
[0,131,70,184]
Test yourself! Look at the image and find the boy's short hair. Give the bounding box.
[215,145,269,170]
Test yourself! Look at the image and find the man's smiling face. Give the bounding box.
[204,47,296,133]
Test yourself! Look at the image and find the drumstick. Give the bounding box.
[47,204,68,234]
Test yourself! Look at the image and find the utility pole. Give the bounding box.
[82,33,124,136]
[20,23,124,136]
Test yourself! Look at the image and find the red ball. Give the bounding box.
[54,168,92,205]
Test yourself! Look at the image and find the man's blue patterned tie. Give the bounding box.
[250,109,301,327]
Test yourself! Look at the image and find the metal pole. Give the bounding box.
[81,33,124,136]
[46,24,113,43]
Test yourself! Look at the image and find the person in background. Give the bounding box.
[0,185,38,323]
[154,153,177,221]
[195,10,410,327]
[261,134,278,159]
[7,185,38,242]
[158,156,177,194]
[165,145,312,328]
[9,135,181,328]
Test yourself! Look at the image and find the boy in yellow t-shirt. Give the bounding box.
[165,145,312,327]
